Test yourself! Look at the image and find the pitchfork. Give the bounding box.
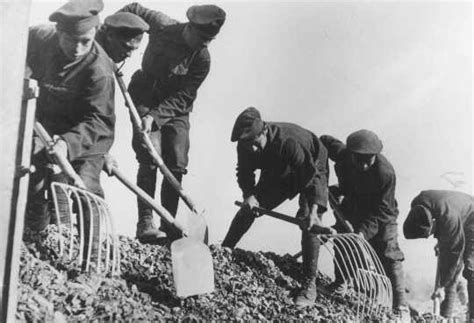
[34,121,120,275]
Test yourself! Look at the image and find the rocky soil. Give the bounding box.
[16,225,445,322]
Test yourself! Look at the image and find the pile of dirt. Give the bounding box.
[16,225,434,321]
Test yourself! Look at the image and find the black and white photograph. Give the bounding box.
[1,0,472,321]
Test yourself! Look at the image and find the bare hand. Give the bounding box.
[242,195,260,217]
[103,154,118,176]
[431,287,445,301]
[141,115,154,134]
[305,211,336,234]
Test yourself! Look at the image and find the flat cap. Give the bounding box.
[186,5,226,38]
[104,12,149,33]
[231,107,264,142]
[346,129,383,154]
[50,0,103,35]
[403,205,433,239]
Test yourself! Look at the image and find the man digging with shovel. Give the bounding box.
[320,130,410,321]
[222,107,334,309]
[116,2,226,244]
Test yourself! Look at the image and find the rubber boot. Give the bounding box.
[159,171,182,240]
[136,164,161,243]
[222,208,256,248]
[294,231,320,309]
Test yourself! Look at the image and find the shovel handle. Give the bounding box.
[34,121,86,190]
[234,201,302,225]
[111,166,185,235]
[433,255,441,316]
[114,71,198,214]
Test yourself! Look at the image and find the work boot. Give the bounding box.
[294,278,317,309]
[136,217,163,244]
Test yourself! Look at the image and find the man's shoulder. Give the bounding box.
[374,154,396,180]
[29,24,57,43]
[86,42,116,78]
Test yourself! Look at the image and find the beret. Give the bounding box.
[186,5,226,38]
[231,107,264,142]
[346,129,383,155]
[50,0,103,35]
[104,12,149,33]
[403,205,433,239]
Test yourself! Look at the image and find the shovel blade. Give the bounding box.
[171,237,214,297]
[176,211,209,244]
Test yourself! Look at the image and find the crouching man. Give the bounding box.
[222,107,331,309]
[404,190,474,320]
[320,130,409,319]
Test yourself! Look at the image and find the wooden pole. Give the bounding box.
[0,1,33,321]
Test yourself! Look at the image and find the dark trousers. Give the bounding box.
[132,116,190,229]
[25,137,104,231]
[222,182,321,280]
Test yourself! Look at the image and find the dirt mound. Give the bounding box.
[17,225,434,321]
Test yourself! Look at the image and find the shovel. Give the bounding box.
[111,166,214,297]
[114,71,208,243]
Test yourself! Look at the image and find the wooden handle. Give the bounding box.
[111,166,184,235]
[34,121,85,190]
[234,201,302,225]
[114,71,198,214]
[328,191,354,233]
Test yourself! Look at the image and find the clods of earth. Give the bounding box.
[17,225,441,322]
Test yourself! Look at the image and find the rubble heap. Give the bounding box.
[15,225,432,321]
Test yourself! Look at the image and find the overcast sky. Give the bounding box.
[27,0,472,310]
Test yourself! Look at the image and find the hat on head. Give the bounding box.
[50,0,104,35]
[104,12,149,34]
[186,5,226,38]
[346,129,383,154]
[403,205,433,239]
[231,107,264,142]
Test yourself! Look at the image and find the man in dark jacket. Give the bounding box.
[222,107,332,309]
[320,130,408,316]
[25,0,116,232]
[117,2,226,243]
[95,12,149,64]
[404,190,474,320]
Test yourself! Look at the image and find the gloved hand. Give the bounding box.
[103,154,118,176]
[242,195,260,217]
[51,135,68,159]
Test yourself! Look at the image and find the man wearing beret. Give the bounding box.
[404,190,474,320]
[117,2,226,243]
[320,130,409,318]
[95,12,149,64]
[222,107,331,309]
[25,0,115,233]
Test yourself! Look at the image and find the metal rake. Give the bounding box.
[318,233,392,319]
[50,182,120,276]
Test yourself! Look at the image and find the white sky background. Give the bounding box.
[27,0,472,310]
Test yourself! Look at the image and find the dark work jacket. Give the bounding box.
[410,190,474,287]
[236,122,328,209]
[119,3,211,122]
[27,24,115,161]
[321,135,399,241]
